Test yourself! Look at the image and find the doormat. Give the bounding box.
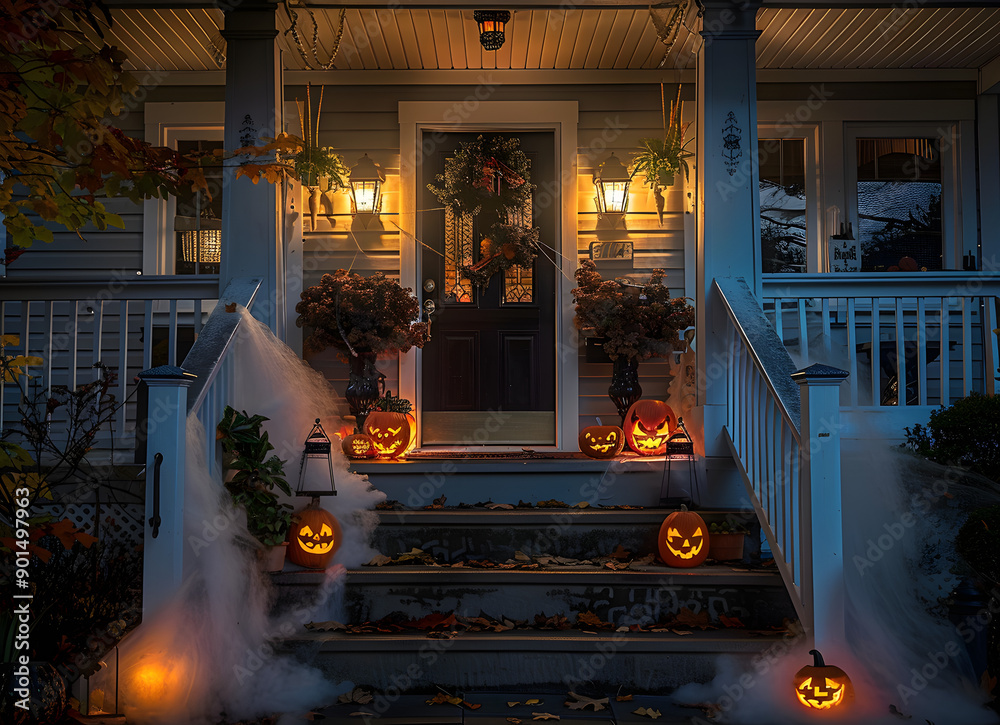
[405,450,588,460]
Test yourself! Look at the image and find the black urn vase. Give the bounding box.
[608,356,642,423]
[344,351,385,432]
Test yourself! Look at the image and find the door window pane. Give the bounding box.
[174,140,223,275]
[443,206,474,303]
[856,137,942,271]
[504,196,534,304]
[759,138,807,273]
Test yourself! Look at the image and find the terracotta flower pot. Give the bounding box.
[709,532,746,561]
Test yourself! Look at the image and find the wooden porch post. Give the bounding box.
[221,2,284,337]
[137,365,197,617]
[697,0,762,456]
[793,363,849,649]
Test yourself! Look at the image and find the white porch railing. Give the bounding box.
[0,277,220,461]
[762,273,1000,407]
[139,277,261,615]
[715,277,848,649]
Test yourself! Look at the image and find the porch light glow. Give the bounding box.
[474,10,510,51]
[593,153,631,224]
[349,153,385,217]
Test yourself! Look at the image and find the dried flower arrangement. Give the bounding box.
[295,270,429,358]
[572,260,694,361]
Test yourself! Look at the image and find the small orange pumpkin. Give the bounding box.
[342,433,376,459]
[578,425,625,459]
[657,505,709,568]
[793,650,853,711]
[287,503,342,569]
[624,399,676,455]
[364,411,411,458]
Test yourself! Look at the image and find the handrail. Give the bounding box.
[182,277,262,415]
[715,276,810,635]
[714,278,801,433]
[763,272,1000,298]
[0,275,220,301]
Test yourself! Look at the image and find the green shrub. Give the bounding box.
[903,392,1000,482]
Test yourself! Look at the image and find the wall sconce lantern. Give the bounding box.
[349,153,385,231]
[593,153,632,228]
[175,216,222,267]
[474,10,510,51]
[297,418,338,497]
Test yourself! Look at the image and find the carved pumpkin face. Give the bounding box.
[578,425,625,459]
[657,505,709,568]
[286,504,342,569]
[793,650,853,711]
[624,399,676,455]
[342,433,376,459]
[364,411,411,458]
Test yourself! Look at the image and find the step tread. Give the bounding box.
[286,628,789,653]
[372,509,753,525]
[275,565,781,587]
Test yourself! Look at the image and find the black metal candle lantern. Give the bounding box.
[297,418,338,496]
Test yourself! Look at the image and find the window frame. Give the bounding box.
[757,122,821,273]
[844,122,969,272]
[142,102,224,275]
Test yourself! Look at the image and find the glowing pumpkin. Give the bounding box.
[657,505,709,568]
[793,650,853,711]
[578,425,625,459]
[624,399,676,455]
[342,432,376,459]
[287,503,342,569]
[364,411,411,458]
[403,412,417,455]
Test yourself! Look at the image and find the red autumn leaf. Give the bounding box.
[410,612,458,631]
[718,614,745,629]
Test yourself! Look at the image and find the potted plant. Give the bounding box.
[631,84,693,225]
[708,521,750,561]
[217,406,294,571]
[572,260,694,421]
[295,270,429,430]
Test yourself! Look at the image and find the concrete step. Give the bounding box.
[283,629,792,692]
[368,509,761,563]
[350,456,742,509]
[273,564,793,630]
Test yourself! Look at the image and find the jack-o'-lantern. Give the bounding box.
[342,432,376,459]
[793,650,853,711]
[624,399,676,455]
[657,505,709,568]
[578,425,625,459]
[286,502,342,569]
[403,412,417,455]
[364,411,411,458]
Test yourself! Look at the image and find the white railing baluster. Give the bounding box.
[774,299,784,343]
[985,299,999,396]
[19,300,30,379]
[963,297,974,396]
[896,297,906,407]
[917,298,927,405]
[143,300,153,370]
[118,300,129,439]
[69,301,79,390]
[92,300,104,368]
[871,297,881,406]
[797,298,808,359]
[168,299,178,366]
[846,298,858,406]
[941,297,951,405]
[43,301,53,394]
[821,298,831,358]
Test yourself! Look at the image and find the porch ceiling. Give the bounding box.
[71,6,1000,73]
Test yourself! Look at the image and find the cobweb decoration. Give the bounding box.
[649,1,688,68]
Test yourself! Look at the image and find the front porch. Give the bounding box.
[4,0,1000,723]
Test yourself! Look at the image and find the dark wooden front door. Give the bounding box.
[420,131,556,445]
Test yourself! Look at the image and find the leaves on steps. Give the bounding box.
[337,687,374,705]
[633,706,662,719]
[564,692,609,711]
[425,691,481,709]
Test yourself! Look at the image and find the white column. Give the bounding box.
[138,365,196,617]
[697,0,762,455]
[977,94,1000,270]
[793,363,848,650]
[221,4,284,336]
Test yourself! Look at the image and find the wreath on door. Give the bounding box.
[427,134,534,218]
[428,135,539,288]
